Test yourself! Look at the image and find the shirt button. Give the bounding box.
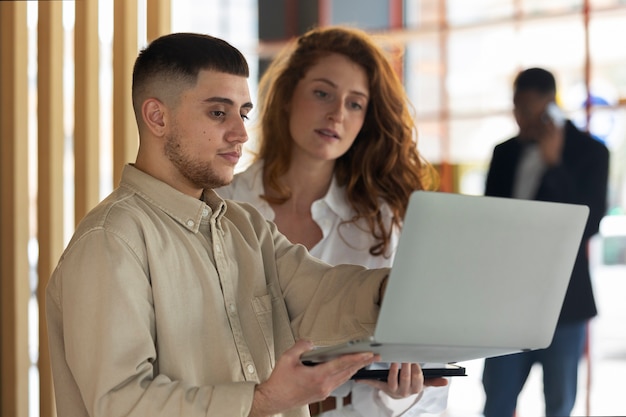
[247,364,255,374]
[229,303,236,313]
[186,220,195,227]
[215,244,221,253]
[202,208,209,217]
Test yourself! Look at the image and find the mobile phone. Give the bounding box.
[542,102,566,128]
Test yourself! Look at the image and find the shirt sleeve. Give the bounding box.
[269,221,389,344]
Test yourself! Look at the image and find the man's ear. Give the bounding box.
[142,98,168,137]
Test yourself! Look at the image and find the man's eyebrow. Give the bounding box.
[312,77,369,99]
[203,96,254,110]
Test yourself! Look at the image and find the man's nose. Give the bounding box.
[227,117,248,143]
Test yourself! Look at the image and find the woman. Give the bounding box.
[218,26,448,416]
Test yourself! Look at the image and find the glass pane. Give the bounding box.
[449,115,518,164]
[446,0,514,26]
[331,0,388,30]
[447,25,517,116]
[416,120,445,163]
[405,34,442,117]
[590,0,626,9]
[589,10,626,108]
[405,0,441,28]
[521,0,583,15]
[590,107,626,211]
[172,0,258,53]
[516,16,585,72]
[457,162,490,195]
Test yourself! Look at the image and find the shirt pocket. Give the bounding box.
[251,293,275,365]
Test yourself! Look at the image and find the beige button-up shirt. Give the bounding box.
[46,165,388,417]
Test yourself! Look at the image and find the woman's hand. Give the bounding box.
[355,362,448,399]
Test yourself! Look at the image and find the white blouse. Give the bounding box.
[216,160,449,417]
[218,161,399,268]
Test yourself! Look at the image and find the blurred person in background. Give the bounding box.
[482,67,609,417]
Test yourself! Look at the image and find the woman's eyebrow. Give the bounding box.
[311,78,368,99]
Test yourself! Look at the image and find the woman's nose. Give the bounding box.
[326,103,344,122]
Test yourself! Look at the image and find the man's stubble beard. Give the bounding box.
[163,130,232,191]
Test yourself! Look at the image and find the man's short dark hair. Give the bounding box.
[132,33,249,115]
[513,67,557,95]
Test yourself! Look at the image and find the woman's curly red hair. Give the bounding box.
[254,26,439,257]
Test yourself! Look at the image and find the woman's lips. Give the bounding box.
[316,128,340,140]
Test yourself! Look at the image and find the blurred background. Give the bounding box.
[1,1,624,416]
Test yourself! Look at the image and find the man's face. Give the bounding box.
[164,70,252,191]
[513,90,553,141]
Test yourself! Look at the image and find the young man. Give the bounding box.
[481,67,609,417]
[46,33,442,417]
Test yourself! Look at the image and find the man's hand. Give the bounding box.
[537,116,565,166]
[355,362,448,399]
[249,340,377,417]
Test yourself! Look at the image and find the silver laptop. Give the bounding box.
[301,191,589,365]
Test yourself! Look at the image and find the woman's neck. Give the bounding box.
[269,156,335,214]
[262,156,335,250]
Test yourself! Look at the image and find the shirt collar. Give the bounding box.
[119,164,227,233]
[237,159,353,221]
[314,175,353,221]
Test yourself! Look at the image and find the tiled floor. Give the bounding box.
[426,264,626,417]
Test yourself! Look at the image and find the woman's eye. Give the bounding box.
[349,102,363,111]
[314,90,329,98]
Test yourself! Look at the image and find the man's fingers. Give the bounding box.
[290,339,315,357]
[331,352,377,374]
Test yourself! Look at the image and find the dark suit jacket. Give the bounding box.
[485,120,609,323]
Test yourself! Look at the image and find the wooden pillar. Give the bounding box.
[113,0,139,186]
[37,3,65,416]
[75,0,101,224]
[0,3,31,417]
[437,0,453,192]
[147,0,171,42]
[318,0,330,26]
[388,0,405,81]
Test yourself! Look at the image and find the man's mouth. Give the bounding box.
[219,151,241,164]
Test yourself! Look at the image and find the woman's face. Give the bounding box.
[288,53,369,163]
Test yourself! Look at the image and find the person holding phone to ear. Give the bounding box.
[482,67,609,417]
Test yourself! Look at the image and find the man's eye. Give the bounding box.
[241,114,250,121]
